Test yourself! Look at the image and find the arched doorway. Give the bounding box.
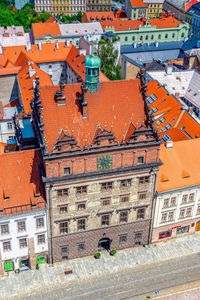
[98,237,111,251]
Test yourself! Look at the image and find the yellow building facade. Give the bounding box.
[143,0,164,18]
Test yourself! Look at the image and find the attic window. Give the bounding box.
[163,134,171,142]
[63,167,71,175]
[156,117,166,125]
[146,94,157,104]
[4,197,10,201]
[151,107,158,113]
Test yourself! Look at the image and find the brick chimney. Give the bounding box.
[55,82,66,105]
[81,82,88,119]
[175,92,180,100]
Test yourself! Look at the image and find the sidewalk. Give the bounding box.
[1,232,200,299]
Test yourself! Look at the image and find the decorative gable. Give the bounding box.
[127,124,155,144]
[90,126,118,148]
[53,129,80,153]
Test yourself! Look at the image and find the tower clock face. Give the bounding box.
[97,155,113,170]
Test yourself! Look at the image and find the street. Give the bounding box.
[7,252,200,300]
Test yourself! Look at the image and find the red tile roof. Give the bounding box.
[146,80,200,142]
[100,15,182,31]
[32,22,61,38]
[45,16,57,23]
[66,45,109,83]
[0,149,46,214]
[129,0,147,7]
[0,66,21,76]
[18,59,53,113]
[158,139,200,192]
[40,79,146,151]
[3,42,72,65]
[83,11,115,22]
[185,0,198,10]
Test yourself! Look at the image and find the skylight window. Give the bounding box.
[156,117,166,125]
[163,134,171,142]
[146,94,158,104]
[161,124,172,132]
[152,107,158,113]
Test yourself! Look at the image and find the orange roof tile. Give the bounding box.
[66,45,109,82]
[146,80,200,142]
[0,149,46,213]
[185,0,198,10]
[3,42,73,65]
[0,143,6,153]
[32,22,61,38]
[0,66,21,76]
[100,15,182,31]
[129,0,147,7]
[83,11,115,22]
[158,139,200,192]
[18,61,53,113]
[40,79,146,151]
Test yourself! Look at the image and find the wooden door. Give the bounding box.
[195,222,200,231]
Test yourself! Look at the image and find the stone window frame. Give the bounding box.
[119,234,127,244]
[101,214,110,226]
[63,167,71,175]
[1,223,9,235]
[163,198,170,208]
[189,193,195,202]
[37,234,45,245]
[137,208,146,220]
[119,210,128,223]
[139,176,149,185]
[17,221,26,232]
[77,202,86,211]
[138,191,147,200]
[77,218,86,231]
[170,197,176,207]
[137,156,144,165]
[102,197,111,206]
[78,242,85,252]
[57,188,69,198]
[182,194,188,204]
[3,241,11,252]
[101,182,113,191]
[61,245,68,260]
[59,205,68,214]
[36,217,44,229]
[76,185,87,195]
[19,237,27,249]
[60,221,68,234]
[135,232,142,240]
[120,179,131,188]
[120,194,129,203]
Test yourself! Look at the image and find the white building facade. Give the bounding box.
[0,208,48,272]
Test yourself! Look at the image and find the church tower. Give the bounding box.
[85,52,101,93]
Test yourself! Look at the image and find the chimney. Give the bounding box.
[38,41,42,51]
[26,41,31,52]
[66,40,70,47]
[166,140,173,148]
[165,65,172,75]
[0,45,3,55]
[55,82,66,105]
[56,42,59,49]
[29,65,36,78]
[81,82,88,119]
[175,92,180,99]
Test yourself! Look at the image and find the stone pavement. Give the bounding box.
[1,232,200,300]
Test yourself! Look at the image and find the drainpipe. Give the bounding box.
[148,168,157,245]
[48,183,54,265]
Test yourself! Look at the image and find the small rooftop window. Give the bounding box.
[163,134,171,142]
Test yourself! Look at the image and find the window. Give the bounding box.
[77,203,86,210]
[76,186,87,194]
[156,117,166,125]
[18,221,26,232]
[49,65,52,69]
[119,234,127,244]
[78,243,85,252]
[172,33,175,38]
[37,234,45,244]
[119,211,128,223]
[102,198,110,206]
[101,182,112,191]
[170,197,176,206]
[163,198,169,208]
[120,195,129,203]
[19,238,27,248]
[152,107,158,113]
[59,206,68,214]
[179,209,185,218]
[158,35,161,41]
[63,167,71,175]
[7,122,13,130]
[146,94,158,104]
[137,156,144,164]
[139,176,149,184]
[57,189,68,198]
[125,36,128,41]
[137,208,145,220]
[189,193,194,202]
[168,211,174,221]
[186,207,192,217]
[1,224,9,235]
[145,35,148,40]
[140,36,143,41]
[77,218,86,231]
[135,232,142,240]
[101,214,110,226]
[181,32,184,38]
[36,217,44,229]
[3,241,11,252]
[60,222,68,234]
[120,179,131,188]
[138,192,147,200]
[161,213,167,222]
[182,194,188,204]
[196,205,200,215]
[163,134,171,142]
[165,34,168,39]
[151,35,154,40]
[132,36,135,41]
[61,246,68,260]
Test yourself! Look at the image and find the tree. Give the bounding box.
[99,40,121,81]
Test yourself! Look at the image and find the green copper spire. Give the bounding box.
[85,48,101,93]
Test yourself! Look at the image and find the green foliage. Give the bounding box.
[95,252,101,259]
[57,12,82,24]
[0,2,51,31]
[98,39,105,45]
[99,40,121,81]
[110,250,117,256]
